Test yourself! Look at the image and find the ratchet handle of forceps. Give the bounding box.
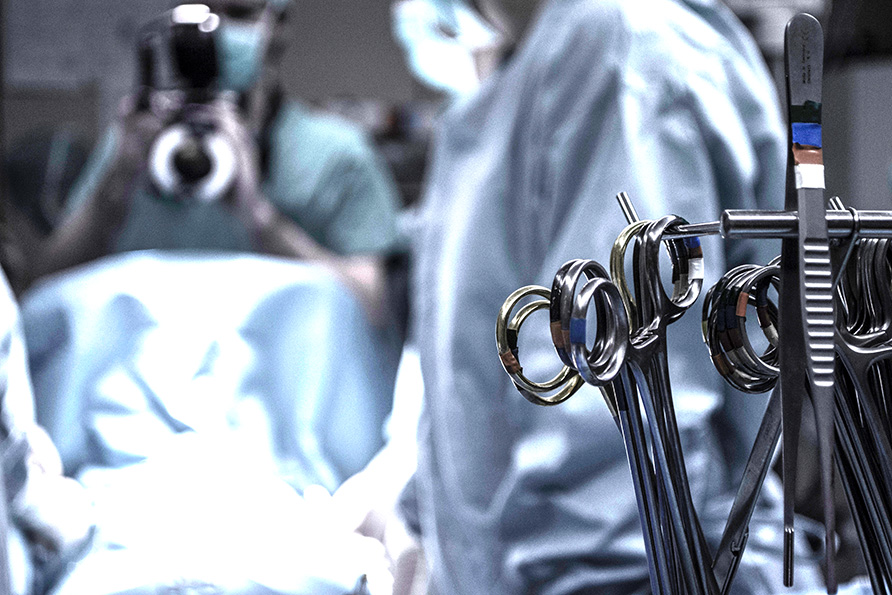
[496,285,585,406]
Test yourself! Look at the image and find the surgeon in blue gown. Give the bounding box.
[392,0,829,593]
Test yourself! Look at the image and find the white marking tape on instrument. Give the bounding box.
[795,164,825,190]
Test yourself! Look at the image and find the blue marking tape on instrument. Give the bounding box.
[569,318,587,346]
[792,122,822,148]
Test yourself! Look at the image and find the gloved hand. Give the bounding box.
[301,485,396,595]
[207,98,281,231]
[11,425,94,556]
[93,92,173,220]
[331,463,426,595]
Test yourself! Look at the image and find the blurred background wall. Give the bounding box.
[724,0,892,210]
[2,0,423,140]
[2,0,891,211]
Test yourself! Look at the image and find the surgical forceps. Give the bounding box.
[701,212,892,593]
[564,197,718,593]
[773,14,837,589]
[562,217,709,593]
[542,202,714,592]
[582,215,778,594]
[609,216,718,595]
[701,260,789,592]
[497,270,671,593]
[496,214,709,592]
[565,266,673,595]
[831,234,892,591]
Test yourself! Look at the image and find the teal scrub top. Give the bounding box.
[66,101,401,256]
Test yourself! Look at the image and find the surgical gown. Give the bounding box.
[1,271,36,595]
[1,270,94,595]
[409,0,825,592]
[18,253,400,594]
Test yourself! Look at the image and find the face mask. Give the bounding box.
[392,0,500,98]
[216,19,269,92]
[267,0,292,12]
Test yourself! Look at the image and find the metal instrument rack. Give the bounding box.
[495,12,892,595]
